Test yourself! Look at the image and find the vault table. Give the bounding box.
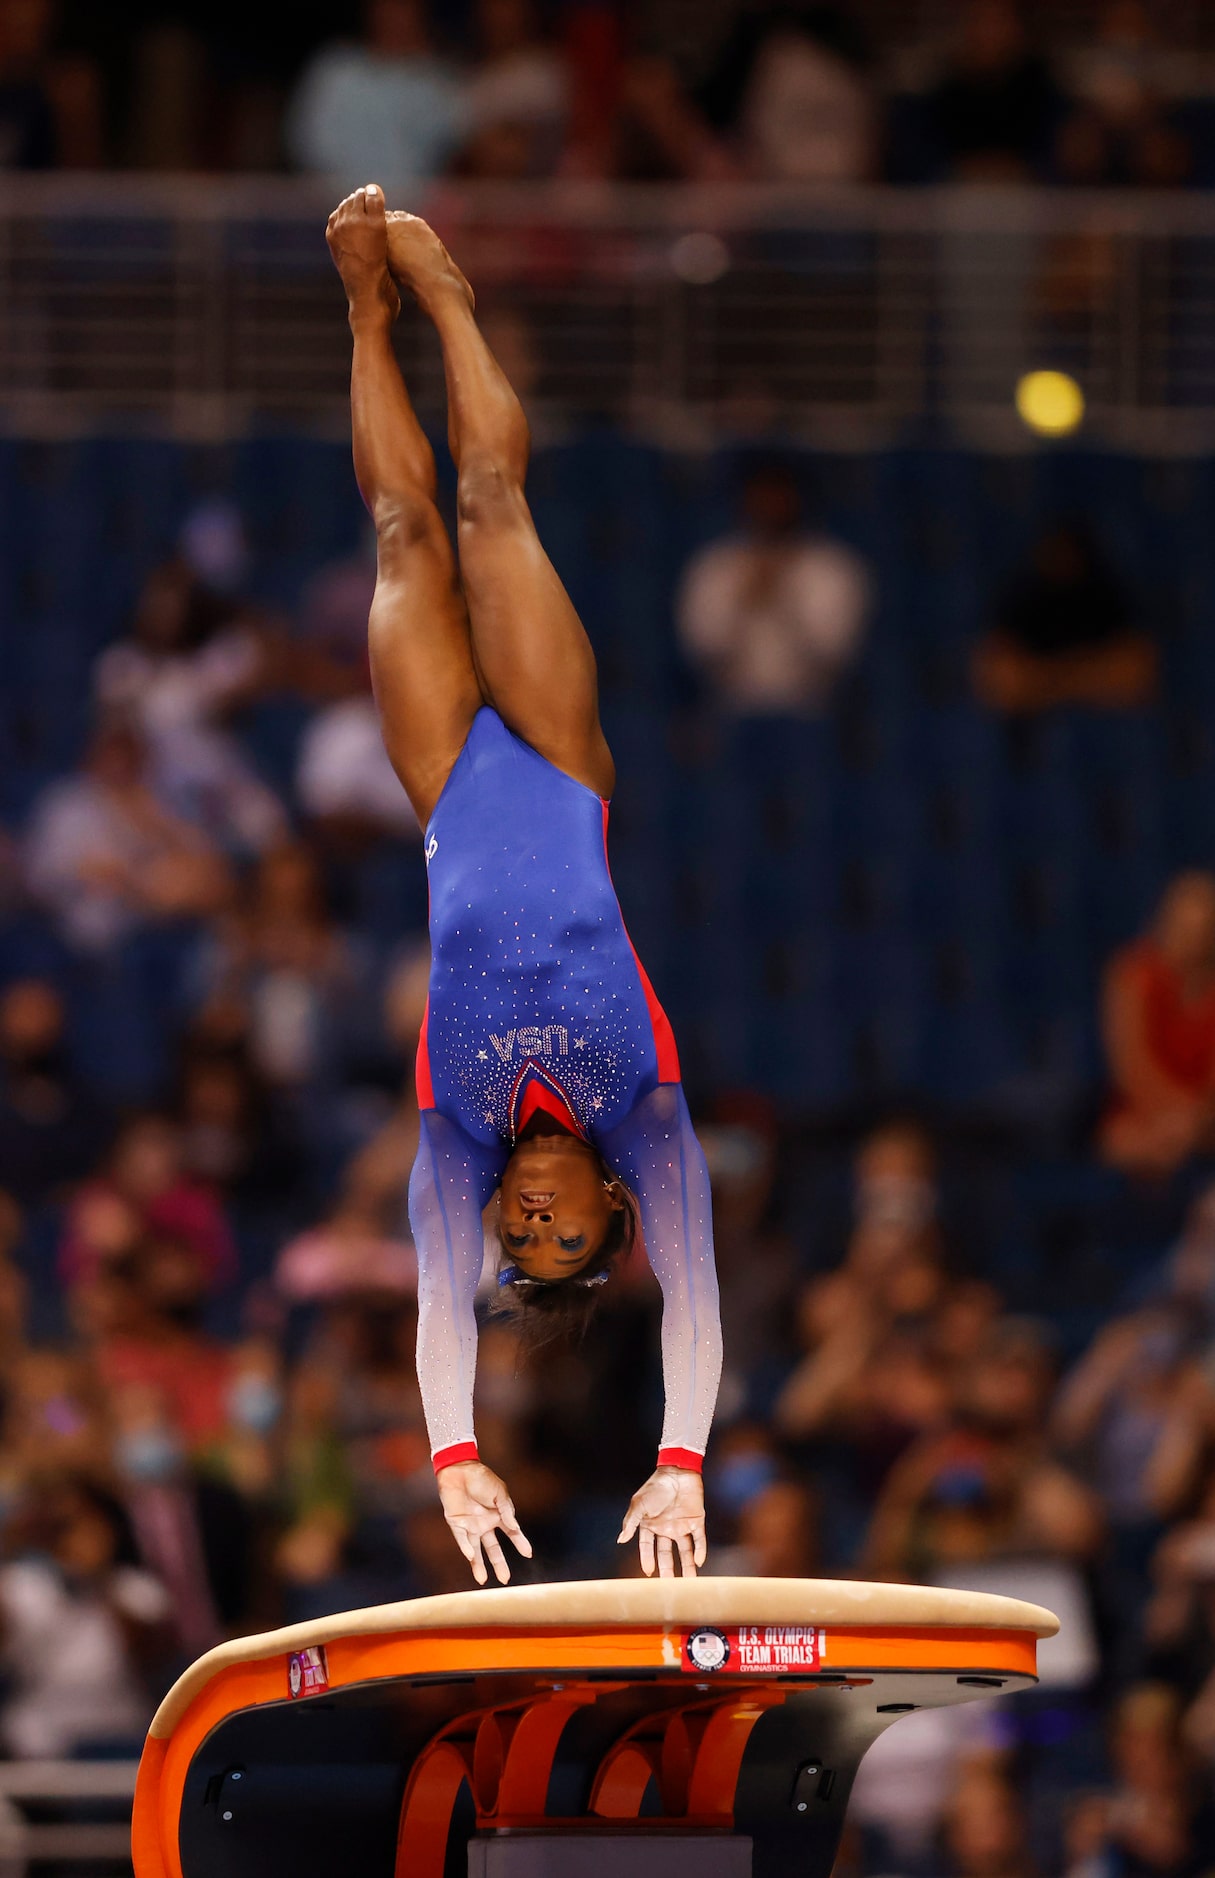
[131,1576,1058,1878]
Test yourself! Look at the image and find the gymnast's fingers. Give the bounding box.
[482,1530,511,1585]
[677,1532,697,1578]
[452,1524,488,1587]
[656,1535,676,1579]
[505,1520,533,1559]
[693,1523,708,1569]
[495,1494,533,1557]
[618,1502,642,1545]
[639,1527,656,1576]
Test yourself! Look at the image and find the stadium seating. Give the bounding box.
[1,435,1205,1153]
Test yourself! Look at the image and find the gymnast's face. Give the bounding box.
[499,1135,624,1281]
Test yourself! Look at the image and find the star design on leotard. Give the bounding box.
[477,1050,489,1061]
[484,1109,494,1124]
[574,1036,588,1049]
[591,1094,604,1110]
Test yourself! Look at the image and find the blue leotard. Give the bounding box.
[409,706,722,1471]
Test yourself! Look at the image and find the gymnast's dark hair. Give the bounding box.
[493,1161,639,1354]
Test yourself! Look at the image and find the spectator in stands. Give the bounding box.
[59,1111,236,1296]
[697,1105,797,1418]
[1056,0,1191,188]
[1055,1251,1212,1534]
[295,660,418,849]
[924,0,1061,181]
[286,0,464,192]
[942,1767,1037,1878]
[23,718,231,953]
[175,1045,304,1211]
[1145,1476,1215,1748]
[862,1317,1104,1587]
[338,943,429,1235]
[0,1475,170,1757]
[459,0,569,180]
[731,1476,819,1577]
[0,0,102,169]
[190,843,361,1091]
[0,977,109,1204]
[291,534,417,850]
[773,1213,953,1470]
[1100,873,1215,1179]
[855,1116,940,1235]
[295,525,378,674]
[275,1196,416,1306]
[1062,1685,1215,1874]
[775,1119,949,1455]
[622,2,877,183]
[95,543,286,855]
[973,519,1157,714]
[108,1379,254,1654]
[676,460,870,716]
[274,1294,429,1615]
[2,1346,108,1482]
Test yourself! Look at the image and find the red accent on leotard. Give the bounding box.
[416,1001,435,1109]
[514,1074,587,1139]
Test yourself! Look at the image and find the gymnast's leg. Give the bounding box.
[326,187,483,826]
[385,213,614,800]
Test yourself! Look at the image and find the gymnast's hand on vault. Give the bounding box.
[618,1469,707,1579]
[436,1461,533,1586]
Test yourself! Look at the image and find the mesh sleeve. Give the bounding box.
[408,1110,505,1464]
[598,1083,722,1462]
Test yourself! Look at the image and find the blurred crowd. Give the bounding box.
[4,0,1215,189]
[0,453,1213,1878]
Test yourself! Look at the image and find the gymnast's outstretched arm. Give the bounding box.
[409,1110,533,1585]
[598,1085,724,1577]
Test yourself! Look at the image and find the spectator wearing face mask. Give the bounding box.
[109,1381,254,1657]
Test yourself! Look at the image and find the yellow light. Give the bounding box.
[1015,370,1085,437]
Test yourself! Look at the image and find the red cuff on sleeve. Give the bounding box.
[658,1447,703,1473]
[433,1442,479,1474]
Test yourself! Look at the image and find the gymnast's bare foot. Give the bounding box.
[325,184,401,326]
[385,211,475,316]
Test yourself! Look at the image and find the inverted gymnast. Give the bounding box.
[326,187,722,1587]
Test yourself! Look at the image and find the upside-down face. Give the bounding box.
[498,1133,625,1282]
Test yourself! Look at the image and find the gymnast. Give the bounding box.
[326,186,722,1588]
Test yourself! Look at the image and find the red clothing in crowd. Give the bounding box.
[58,1178,238,1291]
[1115,939,1215,1096]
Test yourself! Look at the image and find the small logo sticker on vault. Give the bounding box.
[288,1645,329,1697]
[685,1627,731,1672]
[681,1626,825,1674]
